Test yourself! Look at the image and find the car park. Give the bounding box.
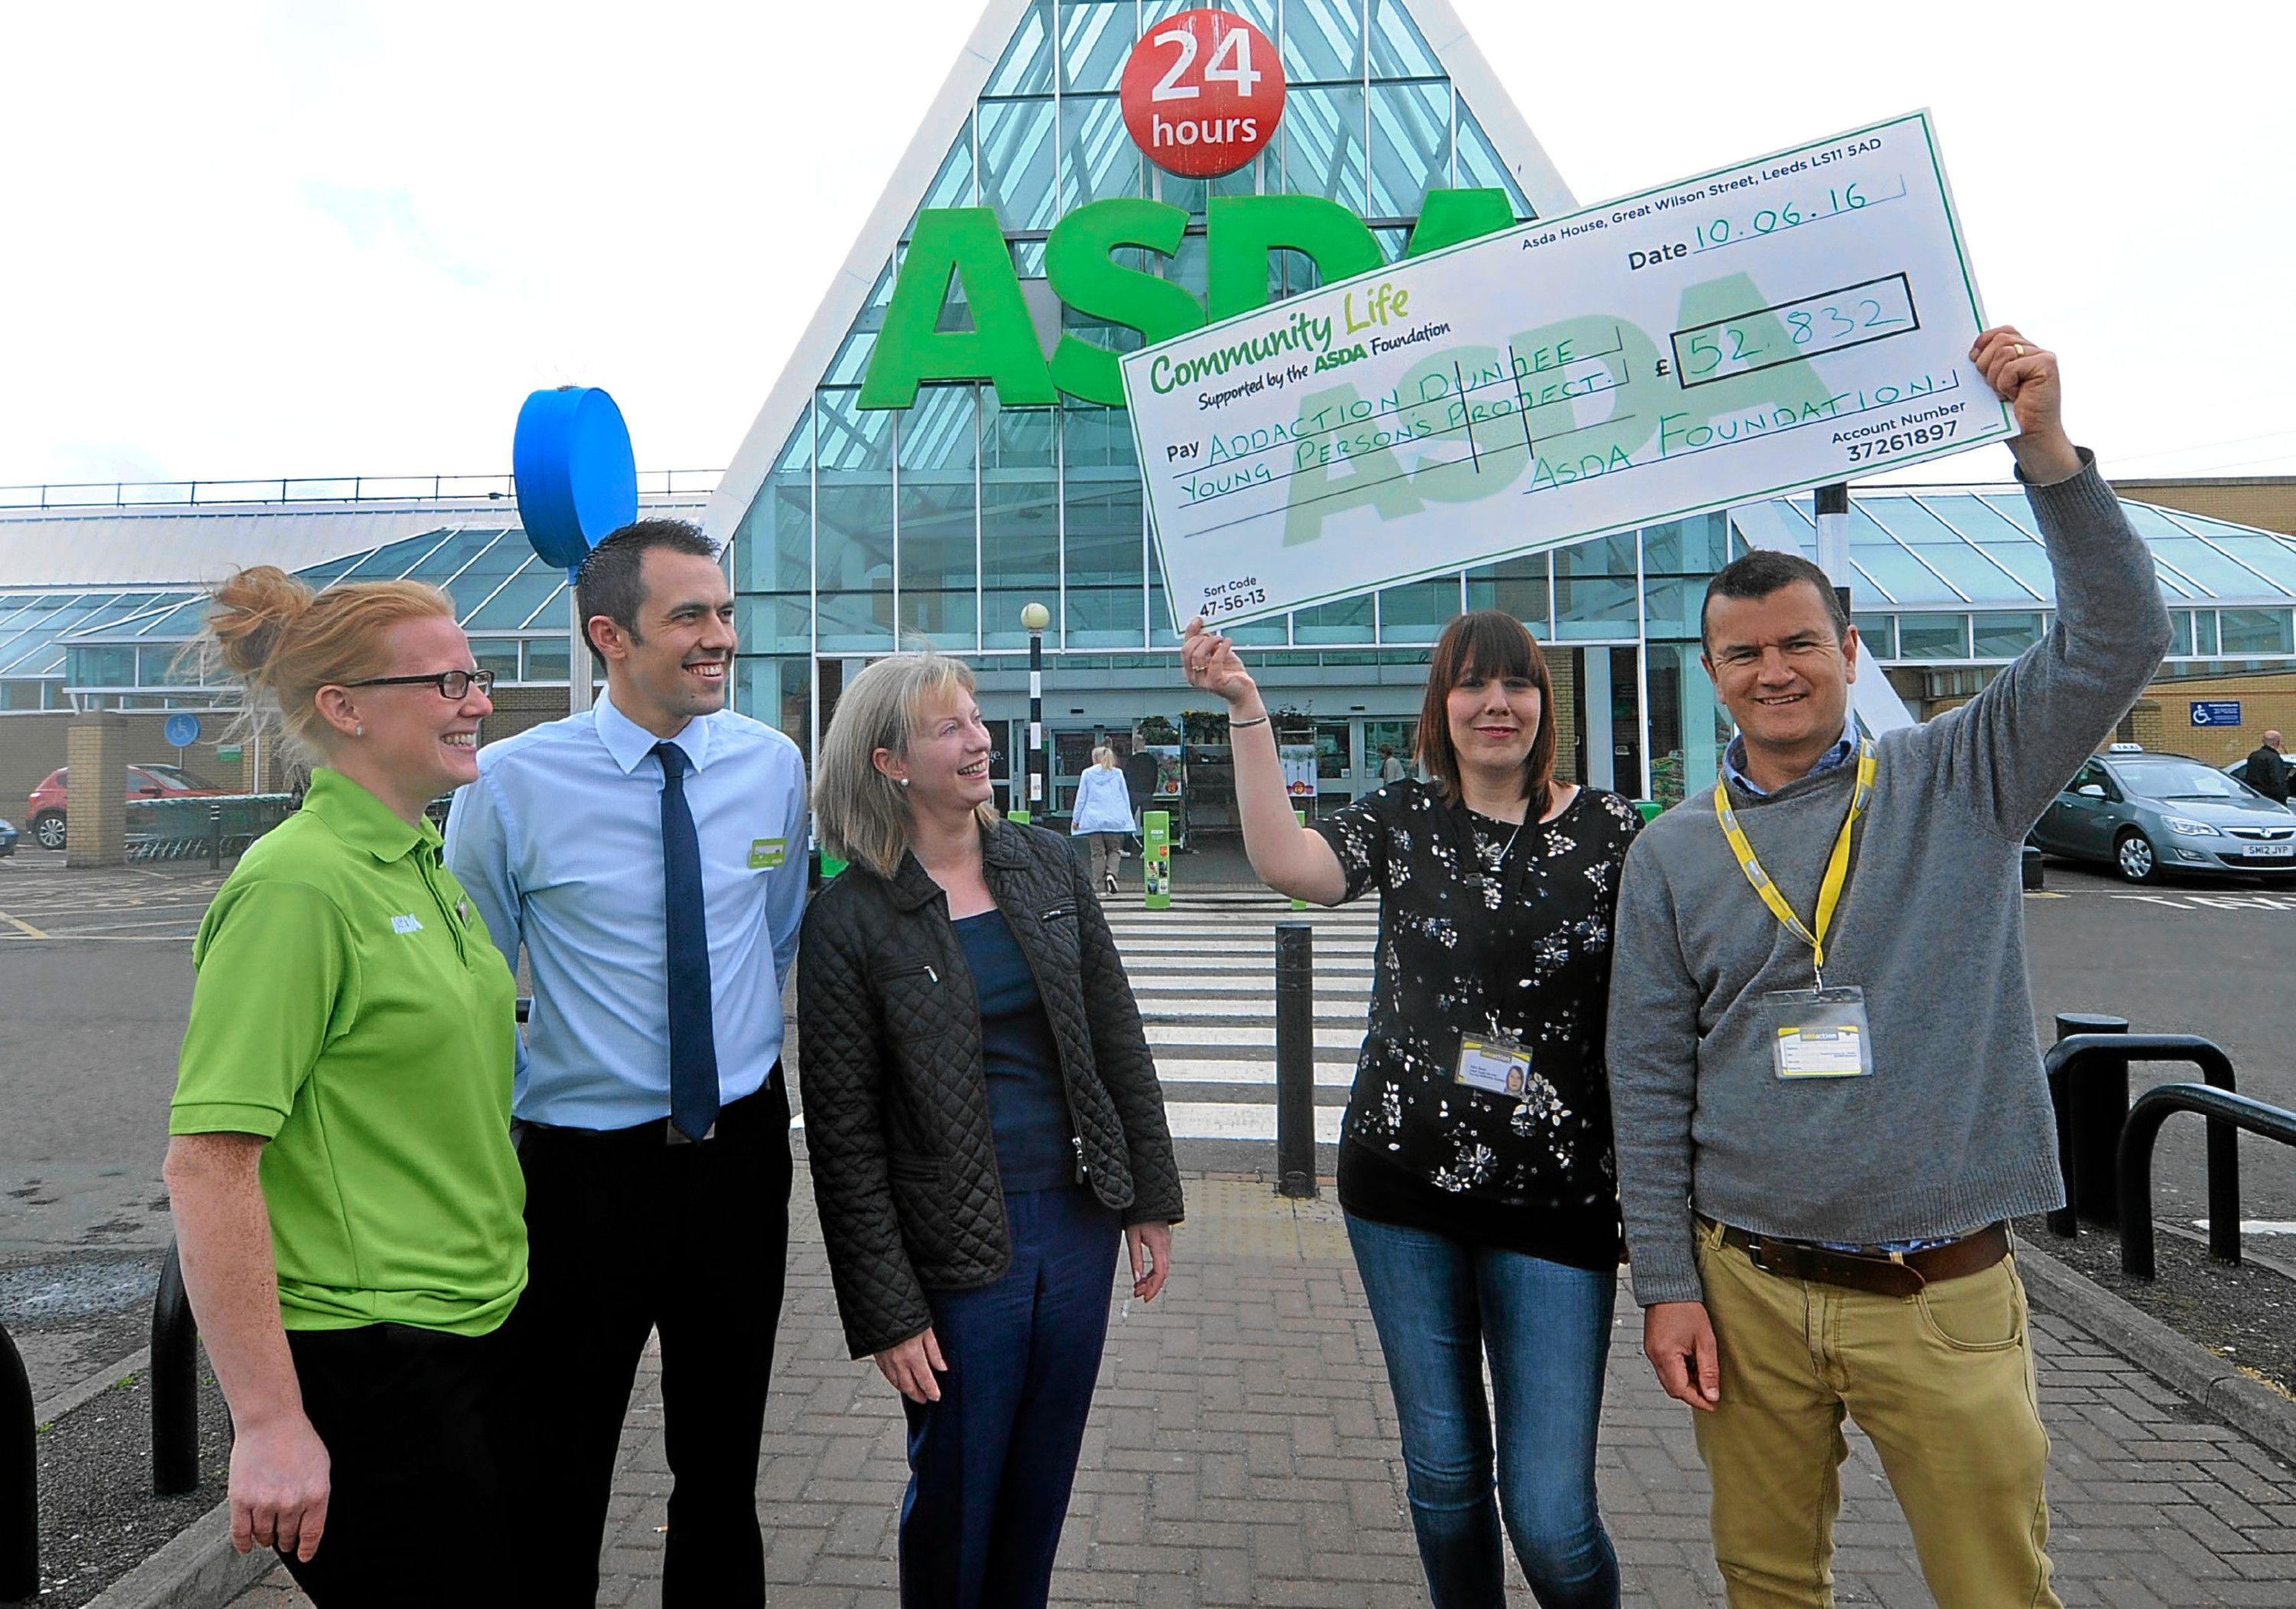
[2030,744,2296,883]
[24,764,230,851]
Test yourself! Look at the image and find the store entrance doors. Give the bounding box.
[1295,716,1420,811]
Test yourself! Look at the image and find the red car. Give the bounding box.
[24,764,230,851]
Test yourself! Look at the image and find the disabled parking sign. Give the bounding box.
[2191,700,2242,726]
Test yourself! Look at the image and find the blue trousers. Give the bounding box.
[1346,1214,1621,1609]
[900,1186,1120,1609]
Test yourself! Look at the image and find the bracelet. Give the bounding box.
[1228,714,1270,731]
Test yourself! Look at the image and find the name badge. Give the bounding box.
[1765,986,1874,1079]
[748,837,787,870]
[1455,1034,1531,1097]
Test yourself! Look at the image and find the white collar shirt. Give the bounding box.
[444,687,809,1128]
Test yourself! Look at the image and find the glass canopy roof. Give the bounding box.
[1741,491,2296,607]
[49,525,575,695]
[18,490,2296,703]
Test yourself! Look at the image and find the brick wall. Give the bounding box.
[2112,478,2296,537]
[63,714,129,865]
[2,711,254,824]
[1876,668,2296,766]
[1,685,578,832]
[2136,671,2296,765]
[1548,650,1580,784]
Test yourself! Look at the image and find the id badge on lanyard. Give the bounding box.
[1456,1033,1531,1095]
[1716,740,1879,1081]
[1442,798,1534,1099]
[1764,986,1874,1079]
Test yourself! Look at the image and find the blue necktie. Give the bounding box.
[653,742,719,1142]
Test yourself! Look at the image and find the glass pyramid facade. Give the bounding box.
[707,0,2296,807]
[722,1,1537,687]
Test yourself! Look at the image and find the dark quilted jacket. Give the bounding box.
[797,819,1185,1359]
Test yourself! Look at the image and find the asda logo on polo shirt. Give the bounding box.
[390,914,425,935]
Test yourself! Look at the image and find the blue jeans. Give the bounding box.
[1346,1214,1620,1609]
[899,1186,1120,1609]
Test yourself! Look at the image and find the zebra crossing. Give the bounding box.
[1104,893,1379,1158]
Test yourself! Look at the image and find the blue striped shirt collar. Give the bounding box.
[1722,716,1859,799]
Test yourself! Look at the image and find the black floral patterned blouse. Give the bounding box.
[1309,780,1642,1271]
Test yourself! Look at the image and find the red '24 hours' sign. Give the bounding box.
[1120,8,1284,179]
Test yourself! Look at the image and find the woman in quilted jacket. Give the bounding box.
[798,649,1183,1609]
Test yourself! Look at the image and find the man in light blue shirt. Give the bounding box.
[446,518,807,1607]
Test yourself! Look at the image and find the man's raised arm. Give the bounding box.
[1926,328,2172,837]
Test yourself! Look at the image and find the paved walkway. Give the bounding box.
[230,896,2296,1606]
[231,1170,2296,1607]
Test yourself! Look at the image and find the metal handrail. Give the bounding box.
[2118,1083,2296,1278]
[0,468,723,511]
[152,1242,200,1496]
[2043,1034,2236,1241]
[2,1316,34,1599]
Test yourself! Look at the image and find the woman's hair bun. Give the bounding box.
[206,566,315,680]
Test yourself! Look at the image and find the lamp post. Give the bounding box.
[1019,602,1051,822]
[1815,481,1852,615]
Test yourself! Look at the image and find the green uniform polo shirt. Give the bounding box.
[172,769,527,1336]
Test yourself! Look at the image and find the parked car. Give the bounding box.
[0,817,16,856]
[2029,746,2296,883]
[24,764,230,851]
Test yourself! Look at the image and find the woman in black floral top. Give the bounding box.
[1182,609,1636,1609]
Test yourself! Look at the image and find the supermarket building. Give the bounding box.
[6,0,2296,827]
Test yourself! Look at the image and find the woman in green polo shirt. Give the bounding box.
[164,566,526,1606]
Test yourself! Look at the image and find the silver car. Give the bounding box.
[2031,748,2296,883]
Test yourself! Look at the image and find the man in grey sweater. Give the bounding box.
[1606,327,2170,1607]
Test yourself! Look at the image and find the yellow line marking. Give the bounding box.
[0,909,50,938]
[0,932,188,943]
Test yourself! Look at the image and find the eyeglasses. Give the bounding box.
[344,669,498,699]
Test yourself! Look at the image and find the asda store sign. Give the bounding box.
[860,8,1518,413]
[857,189,1516,412]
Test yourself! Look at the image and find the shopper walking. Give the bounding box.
[1069,743,1134,894]
[1607,328,2171,1607]
[1182,608,1639,1609]
[798,651,1182,1609]
[445,520,809,1607]
[166,567,523,1607]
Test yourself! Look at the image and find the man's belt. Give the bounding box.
[1715,1220,2011,1297]
[516,1066,783,1150]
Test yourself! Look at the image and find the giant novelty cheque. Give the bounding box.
[1121,112,2013,630]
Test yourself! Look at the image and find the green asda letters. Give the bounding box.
[860,191,1518,412]
[858,209,1059,410]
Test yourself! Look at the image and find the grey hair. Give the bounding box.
[814,650,1002,878]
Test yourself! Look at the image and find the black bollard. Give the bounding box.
[2054,1013,2130,1225]
[1275,922,1317,1199]
[2021,844,2044,891]
[1,1319,34,1601]
[152,1242,200,1496]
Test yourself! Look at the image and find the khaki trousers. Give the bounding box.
[1691,1219,2060,1609]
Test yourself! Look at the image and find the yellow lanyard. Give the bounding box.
[1714,739,1876,984]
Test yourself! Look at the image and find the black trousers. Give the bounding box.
[280,1323,513,1607]
[501,1075,793,1607]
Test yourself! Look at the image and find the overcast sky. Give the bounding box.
[2,1,2286,493]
